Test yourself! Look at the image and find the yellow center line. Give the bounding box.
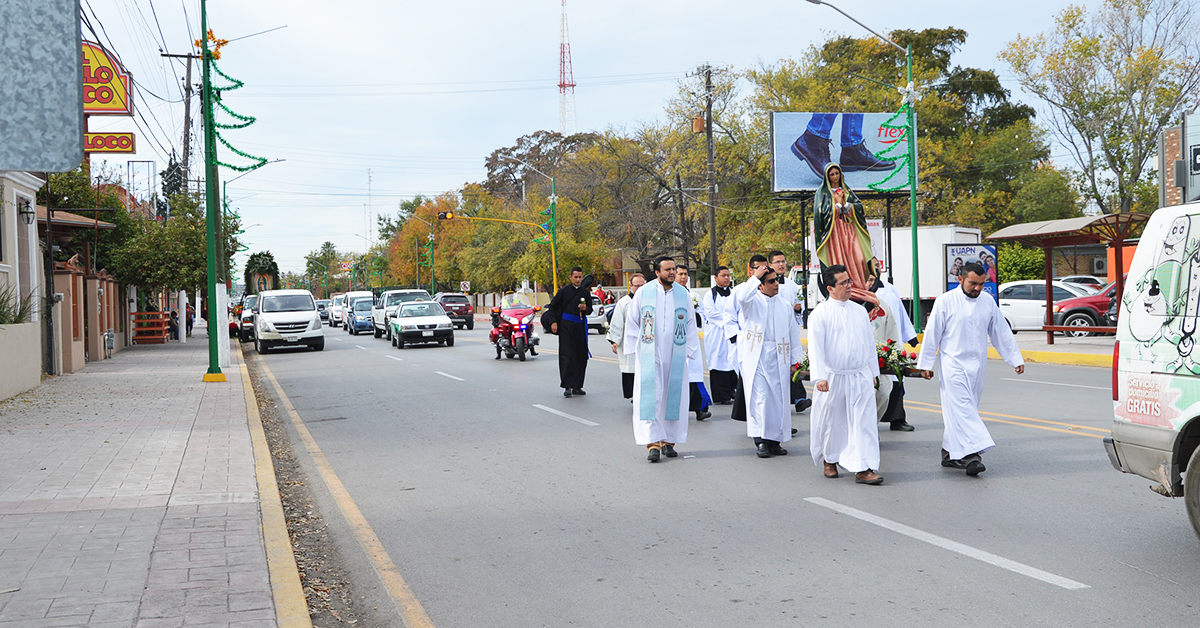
[255,357,436,628]
[905,400,1107,439]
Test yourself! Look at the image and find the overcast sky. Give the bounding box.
[84,0,1099,274]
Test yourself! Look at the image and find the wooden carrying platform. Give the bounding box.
[131,311,169,344]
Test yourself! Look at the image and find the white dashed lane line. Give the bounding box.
[435,371,465,382]
[804,497,1089,590]
[532,404,599,427]
[385,356,403,362]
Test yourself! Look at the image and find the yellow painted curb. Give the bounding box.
[237,343,312,628]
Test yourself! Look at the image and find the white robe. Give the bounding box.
[624,281,700,445]
[606,294,636,373]
[808,298,881,473]
[916,288,1024,460]
[877,280,918,343]
[701,288,737,372]
[777,277,804,325]
[737,277,805,442]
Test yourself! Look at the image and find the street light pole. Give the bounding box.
[805,0,922,332]
[199,0,224,382]
[502,156,559,294]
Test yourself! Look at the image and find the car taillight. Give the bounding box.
[1112,340,1119,401]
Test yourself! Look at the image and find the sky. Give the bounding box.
[82,0,1101,274]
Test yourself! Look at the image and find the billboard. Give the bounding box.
[82,41,132,115]
[771,112,913,192]
[944,243,998,302]
[84,132,135,153]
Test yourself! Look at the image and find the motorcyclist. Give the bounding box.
[492,291,539,357]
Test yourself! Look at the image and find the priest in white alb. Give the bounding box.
[700,265,738,405]
[606,273,645,401]
[625,256,700,462]
[918,261,1024,476]
[808,264,884,485]
[737,265,805,458]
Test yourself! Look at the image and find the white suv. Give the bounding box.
[254,290,325,353]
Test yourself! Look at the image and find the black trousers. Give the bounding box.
[709,369,737,403]
[622,372,634,399]
[557,320,589,390]
[689,382,710,412]
[792,378,808,403]
[880,379,906,425]
[732,374,747,422]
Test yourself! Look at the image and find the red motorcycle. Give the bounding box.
[489,296,540,361]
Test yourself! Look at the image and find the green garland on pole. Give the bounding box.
[867,103,913,193]
[206,60,267,172]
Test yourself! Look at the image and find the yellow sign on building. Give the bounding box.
[82,41,132,115]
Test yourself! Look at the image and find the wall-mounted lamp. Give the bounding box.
[18,201,35,225]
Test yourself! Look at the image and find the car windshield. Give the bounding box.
[399,292,429,303]
[352,300,373,312]
[443,295,469,304]
[260,294,315,312]
[332,296,344,305]
[386,292,425,306]
[243,295,258,309]
[500,294,532,309]
[401,303,444,317]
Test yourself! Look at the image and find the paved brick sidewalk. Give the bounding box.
[0,331,279,628]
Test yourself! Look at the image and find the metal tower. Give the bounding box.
[558,0,577,135]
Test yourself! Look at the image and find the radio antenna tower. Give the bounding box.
[558,0,577,135]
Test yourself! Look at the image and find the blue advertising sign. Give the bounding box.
[945,243,999,302]
[770,112,913,192]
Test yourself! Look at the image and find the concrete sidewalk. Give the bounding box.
[0,327,305,627]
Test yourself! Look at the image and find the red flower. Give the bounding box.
[878,357,886,367]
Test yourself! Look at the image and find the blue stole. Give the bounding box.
[638,284,690,421]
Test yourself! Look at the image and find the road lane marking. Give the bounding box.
[1000,378,1108,391]
[435,371,464,381]
[333,338,344,342]
[386,356,404,362]
[905,400,1108,437]
[532,404,599,426]
[355,345,368,350]
[804,497,1089,590]
[256,358,437,628]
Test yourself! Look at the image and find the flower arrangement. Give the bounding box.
[792,355,810,383]
[878,339,918,378]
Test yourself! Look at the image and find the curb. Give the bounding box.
[238,343,313,628]
[796,337,1110,368]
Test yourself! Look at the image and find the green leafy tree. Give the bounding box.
[997,244,1046,283]
[1001,0,1200,214]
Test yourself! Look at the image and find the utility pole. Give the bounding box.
[199,0,223,382]
[161,53,198,183]
[675,173,689,270]
[704,64,717,286]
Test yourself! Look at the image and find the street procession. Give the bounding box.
[4,0,1200,626]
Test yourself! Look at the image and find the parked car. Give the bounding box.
[315,299,330,322]
[434,292,474,330]
[1059,275,1105,292]
[328,293,345,326]
[345,297,375,335]
[253,289,324,353]
[1051,279,1124,337]
[390,301,454,348]
[587,296,610,334]
[372,289,432,338]
[238,294,259,342]
[997,280,1091,332]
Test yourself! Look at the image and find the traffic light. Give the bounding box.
[437,211,454,220]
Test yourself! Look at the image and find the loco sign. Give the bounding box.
[82,41,133,115]
[84,133,135,153]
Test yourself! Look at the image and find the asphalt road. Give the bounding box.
[250,323,1199,628]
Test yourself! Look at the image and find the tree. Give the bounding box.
[108,192,240,291]
[1001,0,1200,214]
[997,244,1046,283]
[378,194,428,243]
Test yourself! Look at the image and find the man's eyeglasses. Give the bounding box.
[836,279,854,287]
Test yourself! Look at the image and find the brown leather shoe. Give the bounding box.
[823,462,839,479]
[855,470,884,485]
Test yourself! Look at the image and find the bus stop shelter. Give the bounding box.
[988,213,1150,344]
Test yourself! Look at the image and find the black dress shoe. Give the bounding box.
[563,390,573,398]
[718,399,734,405]
[791,428,798,436]
[838,142,896,172]
[757,443,772,458]
[794,399,812,413]
[790,130,831,177]
[768,444,788,456]
[890,421,915,431]
[966,460,986,476]
[647,448,660,462]
[941,459,967,469]
[662,444,678,458]
[695,410,711,421]
[573,388,586,396]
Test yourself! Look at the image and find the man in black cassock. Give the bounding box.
[550,267,594,398]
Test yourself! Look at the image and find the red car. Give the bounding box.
[434,292,475,330]
[1052,279,1122,337]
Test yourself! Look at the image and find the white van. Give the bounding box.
[1107,203,1200,540]
[253,289,324,353]
[328,293,345,326]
